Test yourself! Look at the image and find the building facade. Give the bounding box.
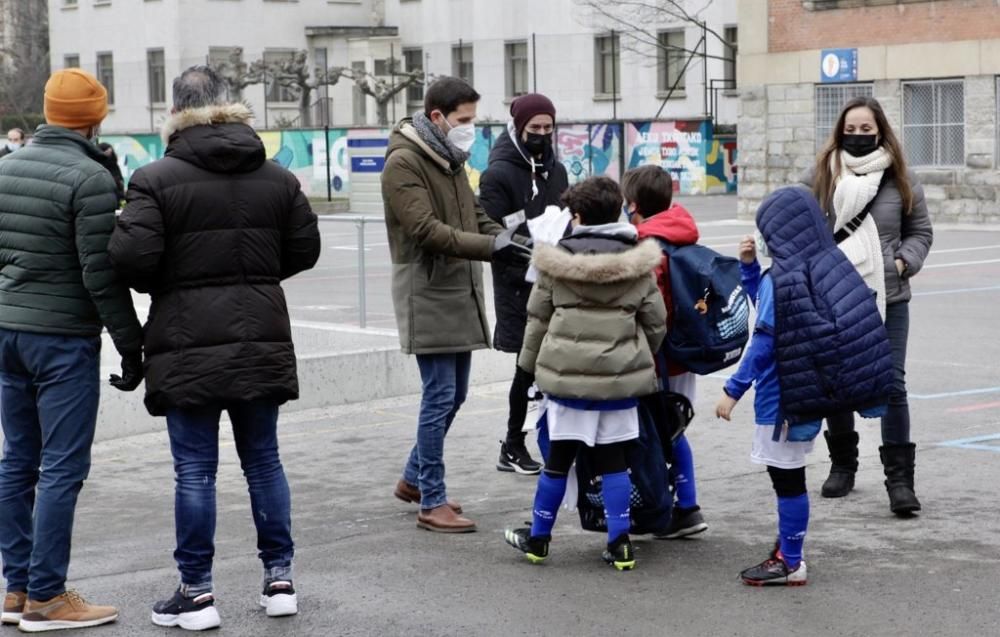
[738,0,1000,222]
[48,0,739,133]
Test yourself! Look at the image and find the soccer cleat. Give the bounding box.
[504,527,549,564]
[151,589,221,631]
[258,580,297,618]
[740,553,808,586]
[602,534,636,571]
[654,506,708,539]
[496,441,542,475]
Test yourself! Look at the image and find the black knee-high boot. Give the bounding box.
[821,430,859,498]
[879,443,921,516]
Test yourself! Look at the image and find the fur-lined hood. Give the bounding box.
[161,102,254,144]
[532,239,661,284]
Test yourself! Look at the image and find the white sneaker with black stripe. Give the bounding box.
[259,580,297,618]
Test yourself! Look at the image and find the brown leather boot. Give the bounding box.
[417,505,477,533]
[393,479,462,514]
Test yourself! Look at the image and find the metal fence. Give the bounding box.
[318,214,385,329]
[813,83,874,152]
[902,79,965,167]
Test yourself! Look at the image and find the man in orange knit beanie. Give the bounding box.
[0,68,142,632]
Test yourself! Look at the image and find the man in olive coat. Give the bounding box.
[382,77,529,533]
[0,69,141,631]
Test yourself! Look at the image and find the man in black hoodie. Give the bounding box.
[479,93,569,474]
[109,66,320,630]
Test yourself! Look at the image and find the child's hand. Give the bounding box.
[715,393,738,421]
[739,235,756,264]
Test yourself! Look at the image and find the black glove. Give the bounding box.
[492,225,532,266]
[110,350,144,392]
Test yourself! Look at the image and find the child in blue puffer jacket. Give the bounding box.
[715,234,818,586]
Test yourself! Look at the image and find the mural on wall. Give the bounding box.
[102,128,351,198]
[556,123,623,185]
[102,119,737,202]
[625,120,737,195]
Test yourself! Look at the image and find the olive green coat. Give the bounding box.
[518,239,667,400]
[0,126,141,355]
[381,119,503,354]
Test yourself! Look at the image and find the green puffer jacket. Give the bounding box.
[0,126,142,355]
[518,232,667,400]
[381,119,503,355]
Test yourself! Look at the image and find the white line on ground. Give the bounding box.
[289,319,399,337]
[922,258,1000,270]
[913,285,1000,297]
[931,244,1000,255]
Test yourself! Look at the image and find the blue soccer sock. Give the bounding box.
[601,471,632,543]
[671,434,698,510]
[530,472,567,538]
[776,493,809,568]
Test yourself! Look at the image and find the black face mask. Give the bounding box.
[522,132,552,157]
[842,134,879,157]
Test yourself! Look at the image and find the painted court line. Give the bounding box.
[937,433,1000,453]
[923,258,1000,270]
[930,244,1000,255]
[913,285,1000,297]
[910,386,1000,400]
[947,400,1000,414]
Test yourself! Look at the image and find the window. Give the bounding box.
[352,61,367,124]
[903,79,965,166]
[403,48,424,106]
[814,83,874,151]
[657,30,685,94]
[723,26,738,89]
[147,49,165,104]
[62,0,77,6]
[505,41,528,99]
[373,58,400,77]
[594,34,620,96]
[451,44,473,86]
[96,52,114,105]
[208,46,238,70]
[263,49,297,103]
[63,54,79,69]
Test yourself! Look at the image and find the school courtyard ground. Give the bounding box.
[19,195,1000,636]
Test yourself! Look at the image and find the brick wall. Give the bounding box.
[769,0,1000,53]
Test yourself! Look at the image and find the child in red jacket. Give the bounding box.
[622,165,708,539]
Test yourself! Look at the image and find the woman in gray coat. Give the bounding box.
[802,97,933,516]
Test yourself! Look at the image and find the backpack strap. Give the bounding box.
[834,170,890,244]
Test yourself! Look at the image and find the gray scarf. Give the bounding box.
[411,111,470,167]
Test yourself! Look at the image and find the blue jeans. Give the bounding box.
[0,330,101,600]
[166,402,293,588]
[402,353,471,509]
[827,301,911,445]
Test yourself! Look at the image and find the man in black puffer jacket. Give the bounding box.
[479,93,569,474]
[108,66,319,629]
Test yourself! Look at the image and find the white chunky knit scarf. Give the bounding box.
[831,147,891,320]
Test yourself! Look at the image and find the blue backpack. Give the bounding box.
[655,240,750,375]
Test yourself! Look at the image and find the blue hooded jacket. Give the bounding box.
[755,187,893,425]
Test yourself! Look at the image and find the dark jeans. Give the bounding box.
[0,330,101,600]
[166,401,293,588]
[506,365,535,441]
[827,301,911,445]
[402,352,471,509]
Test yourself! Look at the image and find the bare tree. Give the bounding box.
[345,66,425,126]
[253,51,349,127]
[208,47,262,102]
[0,0,50,128]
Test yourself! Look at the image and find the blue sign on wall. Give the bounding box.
[351,156,385,173]
[820,48,858,83]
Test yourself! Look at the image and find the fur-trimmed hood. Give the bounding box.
[532,239,662,284]
[161,102,265,175]
[161,102,254,144]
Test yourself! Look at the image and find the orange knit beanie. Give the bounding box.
[44,69,109,129]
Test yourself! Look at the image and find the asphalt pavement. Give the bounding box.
[7,195,1000,636]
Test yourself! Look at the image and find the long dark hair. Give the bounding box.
[813,97,914,214]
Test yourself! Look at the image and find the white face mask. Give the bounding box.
[754,229,771,259]
[4,142,21,151]
[441,116,476,152]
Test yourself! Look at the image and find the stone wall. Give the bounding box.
[738,75,1000,223]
